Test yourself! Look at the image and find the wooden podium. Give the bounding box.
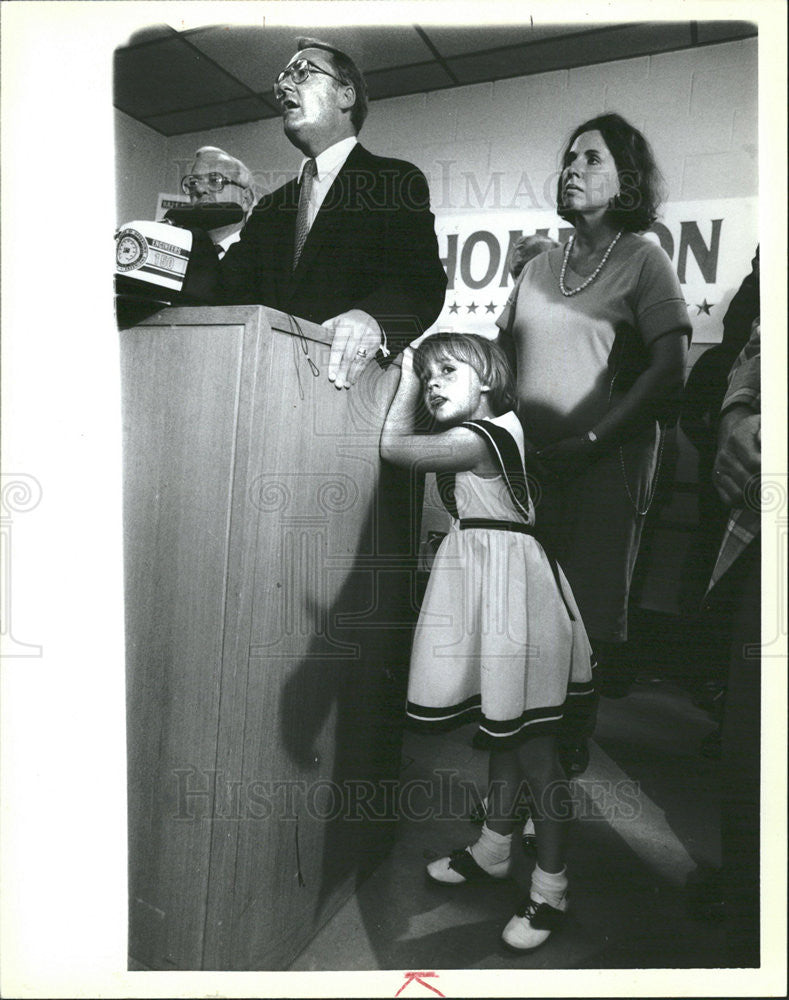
[120,306,422,970]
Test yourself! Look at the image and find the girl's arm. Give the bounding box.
[540,328,688,480]
[380,349,496,474]
[586,328,688,444]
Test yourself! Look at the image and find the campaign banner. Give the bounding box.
[431,198,758,344]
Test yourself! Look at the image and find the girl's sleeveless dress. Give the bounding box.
[406,411,595,748]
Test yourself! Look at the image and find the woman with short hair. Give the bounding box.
[497,112,691,702]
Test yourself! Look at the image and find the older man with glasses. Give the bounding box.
[177,146,256,258]
[182,36,447,389]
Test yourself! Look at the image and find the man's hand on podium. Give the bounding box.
[324,309,384,389]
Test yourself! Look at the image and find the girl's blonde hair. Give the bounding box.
[413,333,516,416]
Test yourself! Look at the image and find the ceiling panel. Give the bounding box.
[120,24,179,48]
[696,20,757,44]
[289,25,434,72]
[365,62,456,101]
[585,20,693,59]
[114,21,757,137]
[183,26,292,94]
[143,94,279,136]
[184,24,434,94]
[446,22,695,85]
[446,43,541,85]
[114,37,251,118]
[420,22,597,58]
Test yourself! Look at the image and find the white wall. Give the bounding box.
[174,39,759,210]
[117,39,757,224]
[382,38,757,211]
[114,110,169,224]
[403,40,758,343]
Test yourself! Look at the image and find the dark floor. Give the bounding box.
[289,677,726,970]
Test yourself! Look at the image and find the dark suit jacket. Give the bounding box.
[183,143,447,358]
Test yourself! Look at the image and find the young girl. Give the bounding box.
[380,333,595,952]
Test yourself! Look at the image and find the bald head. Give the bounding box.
[191,146,254,193]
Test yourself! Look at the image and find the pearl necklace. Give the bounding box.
[559,230,623,296]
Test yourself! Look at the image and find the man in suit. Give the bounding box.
[183,37,447,389]
[179,146,256,258]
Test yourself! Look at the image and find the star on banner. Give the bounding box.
[485,302,497,314]
[448,302,460,314]
[467,302,478,314]
[695,299,714,316]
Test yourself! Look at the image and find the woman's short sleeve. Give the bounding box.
[635,242,693,344]
[496,283,518,336]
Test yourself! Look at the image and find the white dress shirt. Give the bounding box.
[214,229,242,258]
[296,135,387,354]
[298,136,358,233]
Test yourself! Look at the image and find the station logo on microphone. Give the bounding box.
[116,228,148,272]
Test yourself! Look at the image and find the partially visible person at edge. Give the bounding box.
[679,247,760,603]
[181,37,447,389]
[179,146,257,257]
[508,234,560,281]
[496,113,691,751]
[677,250,760,758]
[686,318,761,967]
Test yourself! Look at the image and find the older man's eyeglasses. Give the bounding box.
[181,173,246,195]
[273,58,342,98]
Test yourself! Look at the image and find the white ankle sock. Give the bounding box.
[469,822,512,869]
[531,863,568,909]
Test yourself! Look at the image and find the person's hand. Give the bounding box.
[323,309,383,389]
[537,435,597,483]
[523,436,555,483]
[713,408,760,507]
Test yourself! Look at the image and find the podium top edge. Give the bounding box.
[126,304,332,346]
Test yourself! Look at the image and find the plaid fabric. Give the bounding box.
[706,320,760,597]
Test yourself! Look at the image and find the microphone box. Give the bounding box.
[115,220,193,294]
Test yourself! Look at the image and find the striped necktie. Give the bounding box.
[293,158,317,270]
